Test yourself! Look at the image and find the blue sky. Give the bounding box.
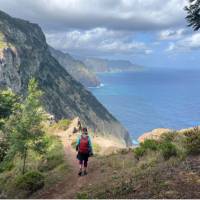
[0,0,199,68]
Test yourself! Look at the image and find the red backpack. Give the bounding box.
[79,136,89,153]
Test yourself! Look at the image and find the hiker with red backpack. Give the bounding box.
[76,127,93,176]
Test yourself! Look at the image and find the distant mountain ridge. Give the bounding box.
[83,57,144,73]
[49,47,101,87]
[0,10,132,146]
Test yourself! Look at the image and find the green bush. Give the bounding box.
[160,131,176,142]
[0,139,8,162]
[134,138,178,160]
[77,191,89,199]
[39,153,64,172]
[134,147,145,160]
[38,136,64,172]
[0,160,14,173]
[15,171,44,194]
[159,142,177,160]
[183,127,200,155]
[54,119,71,131]
[134,139,159,159]
[141,139,159,151]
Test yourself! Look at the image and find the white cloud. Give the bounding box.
[158,28,187,40]
[166,32,200,52]
[46,28,152,56]
[0,0,187,31]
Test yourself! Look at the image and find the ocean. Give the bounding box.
[89,68,200,144]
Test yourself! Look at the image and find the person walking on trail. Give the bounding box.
[76,127,93,176]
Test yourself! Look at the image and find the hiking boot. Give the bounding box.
[84,171,87,175]
[78,171,82,176]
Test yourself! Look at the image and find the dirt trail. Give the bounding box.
[37,119,96,199]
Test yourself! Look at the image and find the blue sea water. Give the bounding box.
[89,68,200,144]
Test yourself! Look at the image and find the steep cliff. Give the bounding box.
[0,10,132,146]
[83,57,143,73]
[49,47,100,87]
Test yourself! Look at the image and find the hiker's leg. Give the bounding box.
[79,160,83,170]
[83,157,88,175]
[78,160,83,175]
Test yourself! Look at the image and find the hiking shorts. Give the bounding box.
[77,152,89,167]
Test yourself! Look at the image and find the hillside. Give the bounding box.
[35,123,200,199]
[0,10,131,146]
[83,57,144,73]
[49,47,100,87]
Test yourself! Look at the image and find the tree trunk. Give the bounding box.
[22,148,27,175]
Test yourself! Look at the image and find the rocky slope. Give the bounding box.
[49,47,100,87]
[0,10,131,146]
[83,57,143,73]
[138,128,172,143]
[138,126,200,143]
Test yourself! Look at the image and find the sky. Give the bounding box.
[0,0,199,68]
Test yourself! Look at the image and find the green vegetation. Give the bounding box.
[185,0,200,31]
[133,136,177,160]
[50,119,71,131]
[77,129,200,199]
[38,135,65,172]
[0,89,19,129]
[159,141,177,160]
[4,79,46,174]
[0,32,14,50]
[77,191,89,199]
[0,32,7,49]
[0,79,68,198]
[15,171,44,195]
[93,143,101,154]
[0,139,8,163]
[183,127,200,155]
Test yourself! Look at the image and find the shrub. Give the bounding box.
[77,191,89,199]
[15,171,44,194]
[159,142,177,160]
[183,127,200,155]
[160,131,176,142]
[134,139,159,159]
[54,119,71,131]
[38,136,64,172]
[0,139,8,162]
[134,147,145,160]
[141,139,159,151]
[39,153,64,172]
[0,160,14,173]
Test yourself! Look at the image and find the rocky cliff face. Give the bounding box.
[0,10,132,146]
[83,57,143,73]
[49,47,100,87]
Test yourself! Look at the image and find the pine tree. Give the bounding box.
[185,0,200,31]
[0,89,19,129]
[5,78,47,174]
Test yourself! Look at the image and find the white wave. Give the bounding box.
[88,83,105,89]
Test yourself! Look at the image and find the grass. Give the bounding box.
[93,143,101,154]
[76,128,200,199]
[183,127,200,155]
[47,119,71,132]
[0,32,7,49]
[0,32,14,50]
[15,171,44,195]
[133,138,177,160]
[0,134,68,198]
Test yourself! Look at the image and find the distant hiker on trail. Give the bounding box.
[76,127,93,176]
[77,119,82,132]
